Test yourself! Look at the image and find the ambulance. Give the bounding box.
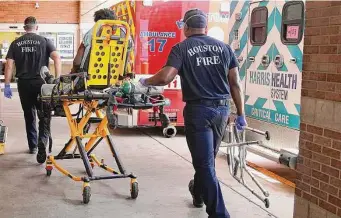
[227,0,304,164]
[111,0,304,163]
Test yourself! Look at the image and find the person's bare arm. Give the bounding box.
[228,67,244,116]
[145,66,178,86]
[4,59,14,84]
[50,51,62,78]
[71,43,85,73]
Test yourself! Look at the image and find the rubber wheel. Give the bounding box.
[83,186,91,204]
[264,198,270,208]
[46,169,52,177]
[265,131,271,140]
[130,182,139,199]
[226,153,231,166]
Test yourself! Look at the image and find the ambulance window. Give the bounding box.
[281,1,304,44]
[250,7,268,46]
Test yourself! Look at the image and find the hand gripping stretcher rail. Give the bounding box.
[221,118,271,208]
[38,19,172,204]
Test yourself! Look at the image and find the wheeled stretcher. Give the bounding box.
[221,118,271,208]
[38,20,171,204]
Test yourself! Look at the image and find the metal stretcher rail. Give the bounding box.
[222,120,271,208]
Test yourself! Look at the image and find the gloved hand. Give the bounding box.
[138,77,149,87]
[4,84,12,99]
[235,115,247,131]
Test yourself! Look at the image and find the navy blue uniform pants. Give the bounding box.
[17,78,50,150]
[184,102,230,218]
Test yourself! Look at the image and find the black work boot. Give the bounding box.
[36,142,46,164]
[188,179,204,208]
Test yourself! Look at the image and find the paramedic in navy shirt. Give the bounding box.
[139,8,247,218]
[4,17,61,163]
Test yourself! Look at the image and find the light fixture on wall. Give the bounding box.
[35,2,39,9]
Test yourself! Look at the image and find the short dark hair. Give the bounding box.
[24,16,37,30]
[94,8,117,22]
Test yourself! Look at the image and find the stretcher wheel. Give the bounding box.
[46,169,52,176]
[265,131,270,141]
[264,198,270,208]
[83,186,91,204]
[130,182,139,199]
[226,153,231,166]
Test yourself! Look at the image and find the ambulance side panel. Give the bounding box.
[229,0,305,152]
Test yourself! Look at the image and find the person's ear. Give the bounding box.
[183,25,188,37]
[184,24,190,33]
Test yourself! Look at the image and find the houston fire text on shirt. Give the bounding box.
[16,40,41,53]
[187,45,224,67]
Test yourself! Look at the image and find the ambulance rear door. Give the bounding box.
[273,0,304,131]
[245,0,275,125]
[245,0,304,131]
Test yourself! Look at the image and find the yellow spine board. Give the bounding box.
[87,20,130,87]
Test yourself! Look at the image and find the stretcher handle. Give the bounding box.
[221,140,261,148]
[92,20,130,43]
[244,126,270,141]
[230,118,270,141]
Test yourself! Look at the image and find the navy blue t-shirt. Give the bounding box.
[165,34,238,102]
[6,33,56,80]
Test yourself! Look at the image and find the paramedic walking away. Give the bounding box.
[138,9,247,218]
[3,17,61,163]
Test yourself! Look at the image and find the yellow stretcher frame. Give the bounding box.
[0,121,7,155]
[45,100,138,204]
[43,19,138,204]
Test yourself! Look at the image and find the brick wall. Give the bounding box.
[0,1,80,24]
[294,1,341,218]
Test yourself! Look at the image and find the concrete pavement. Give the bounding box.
[0,92,293,218]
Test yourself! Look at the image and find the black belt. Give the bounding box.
[187,99,229,107]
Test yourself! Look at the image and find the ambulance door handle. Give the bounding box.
[261,55,270,67]
[274,55,284,68]
[249,57,255,62]
[290,58,297,63]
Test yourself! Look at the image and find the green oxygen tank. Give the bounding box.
[121,81,133,95]
[120,81,164,95]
